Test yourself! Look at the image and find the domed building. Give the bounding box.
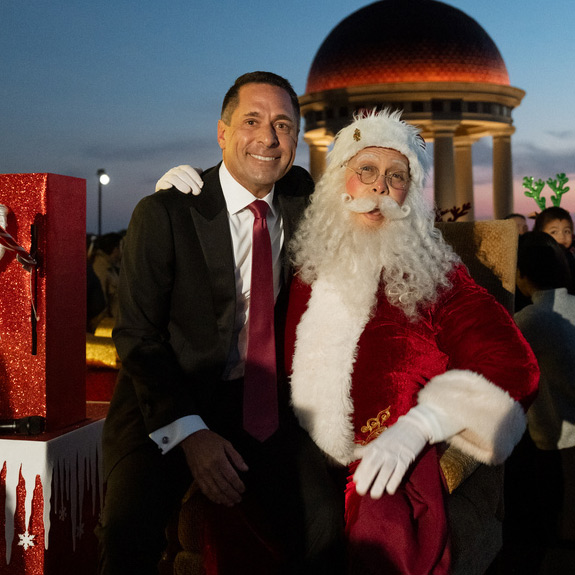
[300,0,525,219]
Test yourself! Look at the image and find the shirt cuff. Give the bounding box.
[149,415,208,454]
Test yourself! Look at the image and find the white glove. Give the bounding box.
[353,403,462,499]
[155,165,203,195]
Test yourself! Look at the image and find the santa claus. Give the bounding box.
[284,109,539,575]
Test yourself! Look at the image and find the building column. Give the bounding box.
[492,127,516,219]
[432,122,459,214]
[304,129,333,182]
[454,136,476,221]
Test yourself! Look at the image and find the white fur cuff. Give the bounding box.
[418,369,526,465]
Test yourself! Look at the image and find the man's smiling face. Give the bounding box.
[217,82,298,198]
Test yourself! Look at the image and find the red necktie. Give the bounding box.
[243,200,278,441]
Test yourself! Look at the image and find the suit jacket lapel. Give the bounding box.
[277,185,308,284]
[189,166,236,352]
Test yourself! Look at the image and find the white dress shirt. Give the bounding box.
[150,163,284,453]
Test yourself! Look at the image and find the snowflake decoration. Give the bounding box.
[75,522,85,539]
[18,531,35,551]
[58,505,67,521]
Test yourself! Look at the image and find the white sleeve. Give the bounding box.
[149,415,208,454]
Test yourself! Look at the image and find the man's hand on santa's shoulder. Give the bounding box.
[180,429,249,507]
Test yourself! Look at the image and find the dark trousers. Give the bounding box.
[499,434,575,574]
[96,389,345,575]
[96,441,190,575]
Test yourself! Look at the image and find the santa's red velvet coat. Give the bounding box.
[285,264,539,575]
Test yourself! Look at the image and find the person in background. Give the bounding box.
[504,214,533,312]
[283,109,539,575]
[503,231,575,574]
[97,71,344,575]
[91,232,123,321]
[515,207,575,313]
[504,212,529,235]
[534,206,575,294]
[534,206,574,251]
[86,233,106,333]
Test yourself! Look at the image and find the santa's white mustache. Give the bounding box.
[341,194,411,220]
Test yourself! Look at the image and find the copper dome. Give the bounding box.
[306,0,510,94]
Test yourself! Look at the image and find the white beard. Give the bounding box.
[290,198,431,464]
[290,189,459,319]
[288,166,461,464]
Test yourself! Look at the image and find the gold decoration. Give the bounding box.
[439,446,480,493]
[86,333,120,369]
[360,407,391,445]
[94,317,115,338]
[353,128,361,141]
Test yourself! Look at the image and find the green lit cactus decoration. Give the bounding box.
[547,173,570,207]
[522,177,546,209]
[523,173,570,209]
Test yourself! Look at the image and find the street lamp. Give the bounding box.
[97,169,110,236]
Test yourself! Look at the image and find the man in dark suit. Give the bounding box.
[96,72,344,574]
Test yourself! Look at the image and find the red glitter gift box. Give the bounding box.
[0,174,86,431]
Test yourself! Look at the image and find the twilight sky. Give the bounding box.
[2,0,574,233]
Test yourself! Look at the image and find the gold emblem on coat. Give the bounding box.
[360,407,391,445]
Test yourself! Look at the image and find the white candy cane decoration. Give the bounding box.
[0,204,37,271]
[0,204,7,261]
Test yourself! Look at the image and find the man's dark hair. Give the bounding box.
[534,206,573,231]
[517,231,572,290]
[221,71,300,128]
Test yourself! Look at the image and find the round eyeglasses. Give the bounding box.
[347,165,410,191]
